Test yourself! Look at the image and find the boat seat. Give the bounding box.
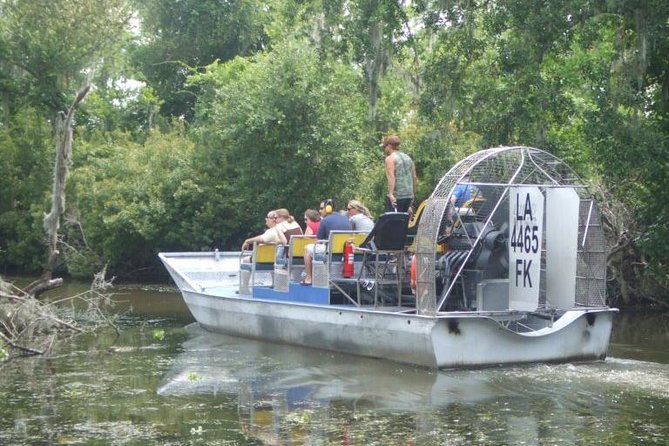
[312,231,368,292]
[274,235,316,291]
[239,243,276,270]
[326,231,368,262]
[405,199,426,247]
[274,227,306,269]
[355,212,410,307]
[239,242,276,292]
[289,235,316,263]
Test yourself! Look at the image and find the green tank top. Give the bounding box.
[393,151,414,199]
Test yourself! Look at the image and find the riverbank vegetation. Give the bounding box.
[1,0,667,308]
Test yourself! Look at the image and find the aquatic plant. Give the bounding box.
[152,329,166,341]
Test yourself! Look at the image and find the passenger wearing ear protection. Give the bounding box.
[315,199,350,240]
[317,201,328,218]
[301,199,352,286]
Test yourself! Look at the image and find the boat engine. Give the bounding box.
[436,220,508,310]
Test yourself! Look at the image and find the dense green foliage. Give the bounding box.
[0,0,667,305]
[130,0,272,120]
[67,128,199,278]
[189,39,369,244]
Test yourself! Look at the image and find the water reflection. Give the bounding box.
[1,281,668,445]
[157,324,669,445]
[158,325,504,408]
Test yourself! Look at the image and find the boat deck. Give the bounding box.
[196,284,415,313]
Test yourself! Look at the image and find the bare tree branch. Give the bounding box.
[24,82,91,298]
[0,330,44,356]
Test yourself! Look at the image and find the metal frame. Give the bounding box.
[414,146,607,315]
[239,242,275,292]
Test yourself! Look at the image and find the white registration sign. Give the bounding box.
[509,187,544,311]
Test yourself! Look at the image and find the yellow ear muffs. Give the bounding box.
[324,199,334,214]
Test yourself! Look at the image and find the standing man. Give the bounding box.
[383,135,417,212]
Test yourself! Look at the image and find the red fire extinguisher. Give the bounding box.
[342,239,354,278]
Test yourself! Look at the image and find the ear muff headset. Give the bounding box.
[323,199,334,215]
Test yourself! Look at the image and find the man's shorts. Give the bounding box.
[305,243,327,260]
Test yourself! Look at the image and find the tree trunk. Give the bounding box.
[24,84,90,297]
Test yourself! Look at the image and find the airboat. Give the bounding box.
[160,146,617,368]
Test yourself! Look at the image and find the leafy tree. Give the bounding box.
[0,0,132,119]
[415,0,669,304]
[338,0,409,131]
[0,108,54,273]
[265,1,416,134]
[0,0,133,275]
[78,80,164,139]
[189,38,368,247]
[0,0,666,306]
[130,0,272,120]
[68,126,199,278]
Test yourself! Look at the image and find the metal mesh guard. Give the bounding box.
[274,268,289,292]
[415,146,608,315]
[313,262,329,288]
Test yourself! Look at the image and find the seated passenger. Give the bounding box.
[346,200,374,232]
[451,173,479,207]
[274,208,303,243]
[303,209,321,236]
[301,199,352,286]
[448,173,482,224]
[240,210,286,292]
[241,210,286,252]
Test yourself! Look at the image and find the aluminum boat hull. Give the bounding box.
[161,252,615,369]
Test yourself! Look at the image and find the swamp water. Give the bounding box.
[0,284,668,445]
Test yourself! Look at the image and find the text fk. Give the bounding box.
[515,259,532,287]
